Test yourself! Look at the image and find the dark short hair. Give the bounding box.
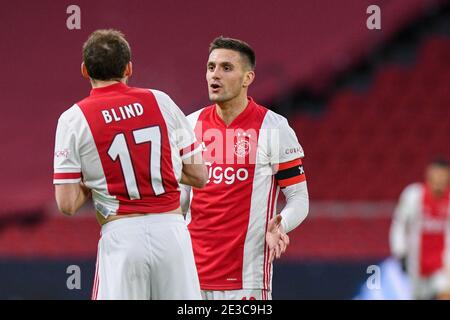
[82,29,131,81]
[209,36,256,70]
[430,157,449,168]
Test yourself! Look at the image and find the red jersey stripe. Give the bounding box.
[53,172,81,180]
[180,141,200,156]
[278,174,306,187]
[277,158,302,171]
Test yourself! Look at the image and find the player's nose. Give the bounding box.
[209,68,221,79]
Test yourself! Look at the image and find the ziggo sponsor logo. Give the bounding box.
[205,162,249,185]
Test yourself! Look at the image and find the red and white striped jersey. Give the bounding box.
[53,83,198,217]
[186,97,306,291]
[390,183,450,277]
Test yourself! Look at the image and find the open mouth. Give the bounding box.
[210,83,221,89]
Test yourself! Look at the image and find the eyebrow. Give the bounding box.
[207,61,234,67]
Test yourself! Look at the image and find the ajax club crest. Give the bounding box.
[234,132,251,157]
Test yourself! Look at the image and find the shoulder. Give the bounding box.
[148,89,185,120]
[261,109,298,139]
[261,109,290,129]
[58,104,83,125]
[148,89,175,106]
[186,107,207,122]
[149,88,170,99]
[400,183,424,199]
[187,105,215,127]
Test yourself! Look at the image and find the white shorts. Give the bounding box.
[412,271,449,300]
[92,214,201,300]
[201,289,272,300]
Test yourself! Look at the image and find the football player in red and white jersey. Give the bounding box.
[390,159,450,299]
[53,30,207,300]
[181,37,309,300]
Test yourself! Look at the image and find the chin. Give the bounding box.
[209,94,223,103]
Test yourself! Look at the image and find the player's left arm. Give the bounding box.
[53,114,91,216]
[272,118,309,234]
[266,117,309,261]
[55,183,91,216]
[276,162,309,234]
[266,180,308,262]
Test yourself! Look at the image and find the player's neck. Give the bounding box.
[90,78,126,89]
[215,94,249,126]
[431,188,445,199]
[427,182,446,199]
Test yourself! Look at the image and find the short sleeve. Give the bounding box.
[270,117,305,165]
[270,117,306,187]
[152,90,202,161]
[172,104,202,160]
[53,116,82,184]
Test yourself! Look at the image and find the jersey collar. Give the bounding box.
[90,82,129,96]
[212,97,256,128]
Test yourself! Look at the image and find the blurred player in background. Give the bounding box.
[390,158,450,299]
[181,37,309,300]
[53,29,207,299]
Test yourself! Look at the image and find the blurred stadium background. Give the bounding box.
[0,0,448,299]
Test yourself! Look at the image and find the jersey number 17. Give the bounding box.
[107,125,165,199]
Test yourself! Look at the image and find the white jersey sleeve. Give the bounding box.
[151,90,201,160]
[186,108,204,130]
[280,182,309,233]
[389,183,422,258]
[269,116,304,165]
[53,110,82,184]
[261,111,308,232]
[265,113,306,188]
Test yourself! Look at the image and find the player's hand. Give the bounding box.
[279,225,290,253]
[266,215,289,263]
[437,291,450,300]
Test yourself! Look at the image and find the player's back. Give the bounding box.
[54,83,187,217]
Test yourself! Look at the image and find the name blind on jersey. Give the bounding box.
[101,102,143,124]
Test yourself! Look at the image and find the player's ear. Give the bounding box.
[124,61,133,78]
[81,62,90,79]
[243,70,255,88]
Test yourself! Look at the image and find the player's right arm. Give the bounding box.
[389,183,420,267]
[53,112,91,216]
